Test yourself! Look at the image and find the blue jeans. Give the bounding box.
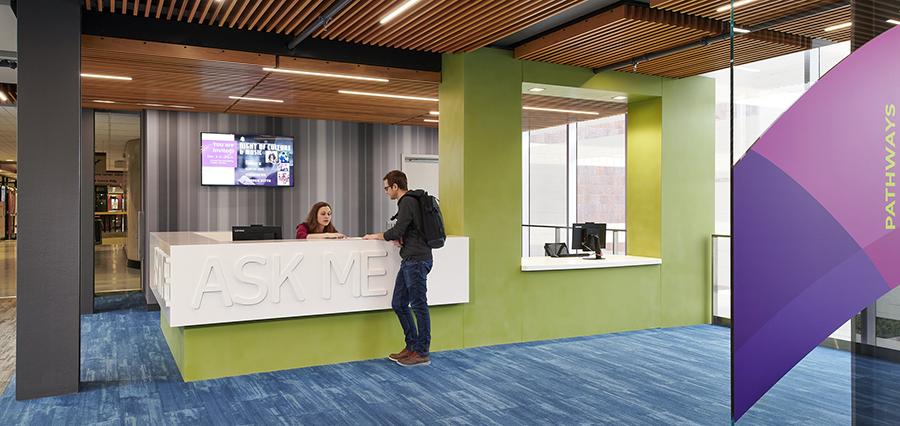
[391,259,433,356]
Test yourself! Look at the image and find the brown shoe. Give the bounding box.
[396,352,430,367]
[388,347,413,362]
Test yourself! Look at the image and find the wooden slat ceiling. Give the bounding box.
[517,4,726,69]
[81,36,441,127]
[649,0,848,27]
[82,0,588,53]
[522,94,627,132]
[516,1,850,78]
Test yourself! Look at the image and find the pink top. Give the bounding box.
[296,223,310,239]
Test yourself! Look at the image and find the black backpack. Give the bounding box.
[395,190,446,249]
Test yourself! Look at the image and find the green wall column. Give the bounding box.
[440,49,525,346]
[659,77,715,326]
[625,98,663,258]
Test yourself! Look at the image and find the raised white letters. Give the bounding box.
[272,254,305,303]
[192,257,233,309]
[360,250,389,297]
[324,252,360,299]
[232,255,269,305]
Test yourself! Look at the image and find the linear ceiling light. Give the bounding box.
[92,100,117,104]
[523,106,599,116]
[733,27,751,34]
[612,96,628,101]
[429,111,439,115]
[380,0,420,24]
[824,22,852,32]
[338,90,438,102]
[228,96,284,103]
[0,91,7,102]
[424,119,439,123]
[716,0,756,13]
[168,105,195,109]
[80,73,133,81]
[888,19,900,25]
[263,67,389,83]
[529,87,545,92]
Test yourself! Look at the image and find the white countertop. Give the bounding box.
[521,255,662,272]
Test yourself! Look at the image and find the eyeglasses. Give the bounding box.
[384,185,393,191]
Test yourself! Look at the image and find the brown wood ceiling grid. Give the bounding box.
[81,36,442,126]
[769,5,851,43]
[649,0,848,27]
[82,0,588,53]
[522,94,627,132]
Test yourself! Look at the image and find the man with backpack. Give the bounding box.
[363,169,443,367]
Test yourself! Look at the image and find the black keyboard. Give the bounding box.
[555,253,587,258]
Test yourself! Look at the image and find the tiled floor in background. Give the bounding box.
[0,237,140,298]
[0,293,897,424]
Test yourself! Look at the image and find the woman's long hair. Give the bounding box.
[304,201,338,234]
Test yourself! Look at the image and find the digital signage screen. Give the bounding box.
[201,133,294,187]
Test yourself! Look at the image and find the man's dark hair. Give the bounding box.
[383,170,408,190]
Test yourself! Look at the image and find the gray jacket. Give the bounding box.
[384,193,433,261]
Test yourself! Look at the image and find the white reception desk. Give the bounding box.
[149,232,470,327]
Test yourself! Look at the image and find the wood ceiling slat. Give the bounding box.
[278,0,319,34]
[650,0,847,27]
[146,0,154,17]
[177,0,189,21]
[208,0,226,23]
[218,0,239,25]
[167,0,176,19]
[238,0,264,29]
[257,0,288,31]
[109,0,114,14]
[229,0,251,27]
[97,0,103,12]
[122,0,128,14]
[247,0,275,30]
[267,0,301,32]
[198,0,215,24]
[187,0,201,23]
[134,0,141,16]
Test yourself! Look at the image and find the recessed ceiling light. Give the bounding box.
[81,73,133,81]
[824,22,852,32]
[380,0,420,24]
[612,95,628,101]
[523,106,599,116]
[168,105,195,109]
[338,90,438,102]
[424,119,439,123]
[888,19,900,25]
[140,103,165,107]
[0,91,7,102]
[263,67,389,83]
[716,0,756,13]
[529,87,545,92]
[429,111,440,115]
[93,100,116,104]
[228,96,284,103]
[733,27,751,34]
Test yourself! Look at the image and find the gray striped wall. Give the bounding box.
[144,110,438,240]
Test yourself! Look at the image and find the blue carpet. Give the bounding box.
[0,293,894,424]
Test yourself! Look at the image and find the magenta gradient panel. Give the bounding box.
[733,27,900,420]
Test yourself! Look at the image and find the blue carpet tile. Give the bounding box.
[0,293,895,424]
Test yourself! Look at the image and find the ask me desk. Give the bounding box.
[148,232,469,380]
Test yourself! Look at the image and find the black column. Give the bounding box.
[15,0,82,400]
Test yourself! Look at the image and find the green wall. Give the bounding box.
[161,49,714,382]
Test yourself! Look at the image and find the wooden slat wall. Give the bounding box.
[650,0,847,26]
[83,1,587,53]
[80,36,441,127]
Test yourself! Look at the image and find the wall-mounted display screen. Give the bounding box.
[201,133,294,187]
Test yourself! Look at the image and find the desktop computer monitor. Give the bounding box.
[572,222,607,259]
[232,225,282,241]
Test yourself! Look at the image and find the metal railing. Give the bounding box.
[522,224,626,256]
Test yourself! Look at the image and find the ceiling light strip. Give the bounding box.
[80,73,133,81]
[380,0,420,24]
[0,91,7,102]
[716,0,756,13]
[228,96,284,103]
[824,22,851,32]
[523,106,599,116]
[338,90,438,102]
[888,19,900,26]
[263,67,389,83]
[424,119,439,123]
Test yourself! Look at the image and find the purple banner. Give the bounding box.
[201,139,238,168]
[733,27,900,420]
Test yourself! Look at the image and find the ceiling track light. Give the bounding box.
[380,0,421,24]
[523,106,599,116]
[263,67,389,83]
[338,90,438,102]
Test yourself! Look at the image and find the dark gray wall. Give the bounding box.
[144,111,438,238]
[81,109,95,315]
[16,0,83,400]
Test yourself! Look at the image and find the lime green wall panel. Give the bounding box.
[659,77,716,327]
[626,98,663,258]
[582,71,663,99]
[160,311,185,374]
[520,266,661,341]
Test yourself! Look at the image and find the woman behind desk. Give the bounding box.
[296,202,347,240]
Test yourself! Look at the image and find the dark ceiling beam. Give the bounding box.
[592,0,849,73]
[288,0,354,51]
[82,9,441,72]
